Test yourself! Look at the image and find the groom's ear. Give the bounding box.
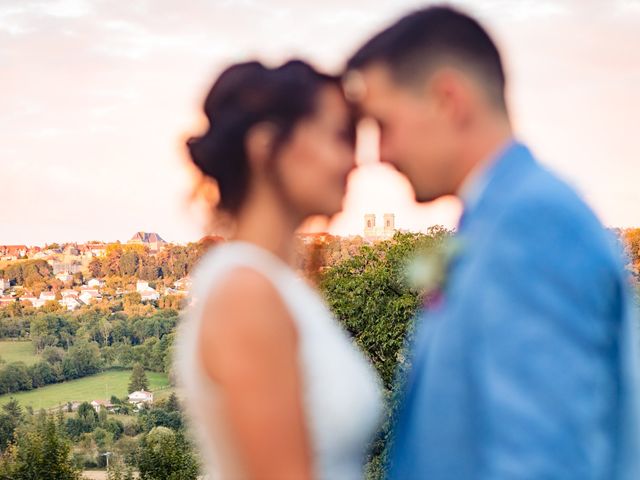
[426,68,473,128]
[245,122,278,172]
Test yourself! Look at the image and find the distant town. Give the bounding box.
[0,214,402,312]
[0,231,194,312]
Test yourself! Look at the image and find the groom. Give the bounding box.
[346,6,639,479]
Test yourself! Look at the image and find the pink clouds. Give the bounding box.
[1,0,639,245]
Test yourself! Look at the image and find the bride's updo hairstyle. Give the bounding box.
[187,60,343,216]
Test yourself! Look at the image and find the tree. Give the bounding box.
[107,458,135,480]
[320,231,449,386]
[123,293,142,314]
[0,413,81,479]
[119,251,140,277]
[128,363,149,393]
[42,346,65,365]
[29,361,58,387]
[137,427,199,480]
[66,402,99,440]
[0,363,33,394]
[319,229,451,480]
[41,300,63,313]
[623,228,640,279]
[62,340,102,379]
[164,392,180,412]
[88,258,102,279]
[0,398,22,451]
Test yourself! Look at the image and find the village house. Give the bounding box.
[39,291,56,302]
[19,294,38,307]
[0,245,27,260]
[55,271,74,283]
[0,296,16,307]
[62,244,80,256]
[26,246,41,257]
[0,279,11,292]
[78,243,107,258]
[22,296,46,308]
[90,399,115,413]
[61,289,79,298]
[140,289,160,302]
[173,277,192,291]
[60,296,81,311]
[87,278,104,288]
[297,232,333,245]
[136,280,149,292]
[128,390,153,408]
[128,232,167,253]
[31,251,50,260]
[79,290,102,305]
[164,287,187,297]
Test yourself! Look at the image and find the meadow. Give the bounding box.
[0,340,38,365]
[0,368,170,410]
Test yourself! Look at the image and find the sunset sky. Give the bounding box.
[1,0,639,245]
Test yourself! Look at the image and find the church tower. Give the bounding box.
[383,213,395,235]
[364,214,376,237]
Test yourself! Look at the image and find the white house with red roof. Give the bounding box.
[0,245,27,260]
[128,390,154,407]
[39,291,56,302]
[0,296,16,307]
[79,290,102,305]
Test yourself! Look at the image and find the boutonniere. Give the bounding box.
[404,237,464,308]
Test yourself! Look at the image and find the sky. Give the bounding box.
[1,0,639,245]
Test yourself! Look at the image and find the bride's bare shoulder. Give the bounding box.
[197,266,298,382]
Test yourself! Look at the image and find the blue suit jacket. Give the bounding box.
[388,142,640,479]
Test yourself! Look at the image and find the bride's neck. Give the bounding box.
[233,189,301,264]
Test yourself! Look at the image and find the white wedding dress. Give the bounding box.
[175,241,383,479]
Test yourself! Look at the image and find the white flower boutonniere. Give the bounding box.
[404,237,464,297]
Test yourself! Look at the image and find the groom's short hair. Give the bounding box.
[347,6,507,112]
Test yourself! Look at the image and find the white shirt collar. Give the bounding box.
[457,138,516,211]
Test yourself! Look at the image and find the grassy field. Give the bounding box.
[0,340,38,365]
[0,369,170,410]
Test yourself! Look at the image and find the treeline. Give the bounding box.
[0,341,101,395]
[87,239,221,282]
[0,308,177,396]
[0,259,53,288]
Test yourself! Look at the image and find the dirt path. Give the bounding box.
[82,472,108,480]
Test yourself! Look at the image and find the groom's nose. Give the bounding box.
[379,140,394,166]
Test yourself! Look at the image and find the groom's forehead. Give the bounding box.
[344,64,398,112]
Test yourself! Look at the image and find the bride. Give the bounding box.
[175,60,383,479]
